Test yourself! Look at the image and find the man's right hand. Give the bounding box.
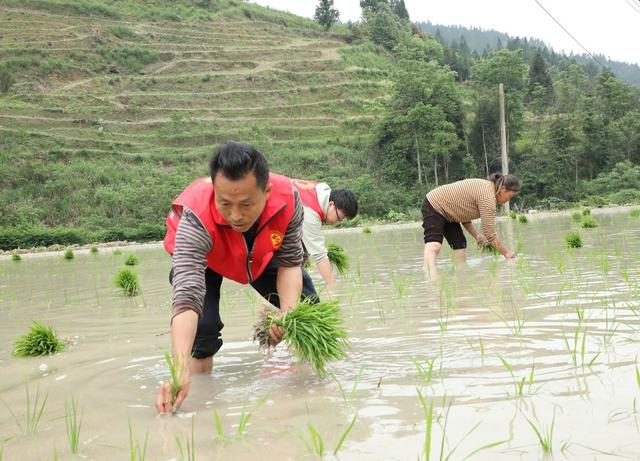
[156,370,190,415]
[503,250,516,259]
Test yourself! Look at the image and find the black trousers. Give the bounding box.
[170,260,319,359]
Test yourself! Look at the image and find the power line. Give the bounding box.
[624,0,640,14]
[531,0,609,71]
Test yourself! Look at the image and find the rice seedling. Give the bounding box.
[114,268,140,296]
[565,231,583,249]
[11,251,21,261]
[563,322,600,367]
[175,416,195,461]
[124,254,140,266]
[362,226,372,234]
[13,321,66,357]
[581,215,598,228]
[571,211,582,223]
[498,356,535,397]
[582,207,591,216]
[391,271,411,298]
[416,388,434,460]
[2,383,49,434]
[128,417,148,461]
[90,245,98,254]
[412,357,436,386]
[518,214,528,224]
[478,243,500,256]
[327,242,349,275]
[303,422,325,456]
[328,366,364,405]
[163,351,186,408]
[631,209,640,218]
[524,409,556,454]
[63,248,74,260]
[333,412,358,455]
[65,395,82,454]
[212,410,225,438]
[510,210,516,219]
[253,299,348,376]
[113,249,123,255]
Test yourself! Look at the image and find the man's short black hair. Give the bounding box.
[329,189,358,219]
[210,141,269,190]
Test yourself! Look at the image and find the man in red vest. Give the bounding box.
[157,141,317,414]
[292,179,358,286]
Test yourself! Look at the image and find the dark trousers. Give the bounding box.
[171,260,319,359]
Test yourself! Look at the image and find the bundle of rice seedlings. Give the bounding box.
[581,215,598,228]
[11,250,21,261]
[89,245,98,254]
[63,248,74,260]
[14,321,66,357]
[327,242,349,275]
[124,254,140,266]
[478,243,500,256]
[362,226,372,234]
[114,268,140,296]
[571,211,582,223]
[510,211,516,219]
[253,299,348,376]
[565,231,583,249]
[631,209,640,218]
[518,214,528,224]
[582,208,591,216]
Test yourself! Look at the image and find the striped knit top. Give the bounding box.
[426,179,499,245]
[170,189,304,320]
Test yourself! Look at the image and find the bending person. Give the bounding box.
[292,179,358,286]
[422,173,521,277]
[157,141,317,414]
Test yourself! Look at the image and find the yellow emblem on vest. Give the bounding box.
[270,230,284,249]
[292,179,314,190]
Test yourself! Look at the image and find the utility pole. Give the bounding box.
[499,83,509,213]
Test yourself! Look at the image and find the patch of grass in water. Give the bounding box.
[565,231,582,249]
[581,215,598,228]
[518,214,528,224]
[571,211,582,222]
[124,254,140,266]
[13,321,66,357]
[631,208,640,218]
[11,250,21,261]
[63,248,74,260]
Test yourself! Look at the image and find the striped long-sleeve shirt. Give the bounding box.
[171,189,304,320]
[426,179,499,245]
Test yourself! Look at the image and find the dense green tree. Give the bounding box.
[314,0,339,30]
[526,51,554,109]
[390,0,409,20]
[360,0,388,14]
[364,4,409,51]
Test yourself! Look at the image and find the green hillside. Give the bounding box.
[0,0,397,248]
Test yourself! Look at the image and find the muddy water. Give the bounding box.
[1,209,639,460]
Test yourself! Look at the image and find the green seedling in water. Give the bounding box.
[253,299,348,376]
[518,214,528,224]
[3,383,49,434]
[163,352,186,408]
[510,211,516,219]
[327,242,349,275]
[128,417,149,461]
[124,254,140,266]
[524,409,556,454]
[498,355,535,397]
[113,249,123,255]
[333,412,358,455]
[63,248,74,260]
[565,231,582,249]
[90,245,98,254]
[563,322,600,368]
[328,366,364,405]
[303,422,325,456]
[213,410,225,438]
[175,416,195,461]
[11,251,21,261]
[630,209,640,218]
[114,268,140,296]
[13,321,66,357]
[582,207,591,216]
[412,357,436,386]
[362,226,372,234]
[65,395,82,454]
[571,211,582,223]
[581,215,598,228]
[416,388,434,460]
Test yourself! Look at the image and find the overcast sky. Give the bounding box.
[249,0,640,65]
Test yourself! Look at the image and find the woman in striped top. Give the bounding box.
[421,173,521,277]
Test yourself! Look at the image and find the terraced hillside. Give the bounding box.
[0,1,395,248]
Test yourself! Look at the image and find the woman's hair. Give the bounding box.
[488,172,521,193]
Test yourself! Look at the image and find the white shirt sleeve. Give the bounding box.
[302,206,328,263]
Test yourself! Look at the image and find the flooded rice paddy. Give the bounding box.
[1,209,639,460]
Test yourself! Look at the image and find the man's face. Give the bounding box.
[213,172,271,233]
[325,201,347,225]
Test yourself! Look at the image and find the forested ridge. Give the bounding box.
[1,0,639,250]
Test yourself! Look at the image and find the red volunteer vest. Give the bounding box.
[292,179,326,222]
[164,173,295,284]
